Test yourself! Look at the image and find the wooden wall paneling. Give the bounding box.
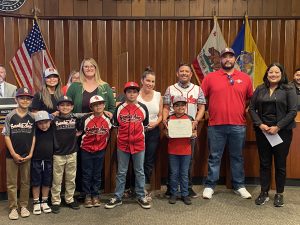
[63,20,70,83]
[220,19,230,45]
[161,0,175,17]
[59,0,74,16]
[88,0,103,16]
[295,21,300,68]
[256,20,268,68]
[243,142,260,177]
[74,0,88,16]
[132,0,145,16]
[228,20,239,46]
[161,21,169,92]
[218,0,233,16]
[102,0,117,16]
[247,0,263,16]
[111,20,120,87]
[82,20,93,58]
[53,20,65,78]
[97,20,108,85]
[175,21,183,65]
[134,21,142,83]
[232,0,247,16]
[169,20,177,87]
[283,20,295,78]
[104,21,113,88]
[145,0,161,17]
[33,0,45,16]
[270,20,281,64]
[264,20,272,66]
[155,21,163,92]
[117,0,131,17]
[262,0,276,16]
[289,124,300,178]
[141,21,149,79]
[39,20,50,49]
[91,21,98,62]
[189,20,196,63]
[183,20,190,62]
[276,0,292,17]
[279,20,286,65]
[68,20,79,75]
[148,21,156,76]
[44,0,59,16]
[190,0,205,17]
[17,19,29,47]
[174,0,189,17]
[0,17,5,65]
[18,0,34,15]
[292,0,300,16]
[127,20,135,91]
[118,20,128,87]
[204,0,218,17]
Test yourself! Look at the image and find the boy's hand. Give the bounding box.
[104,111,113,119]
[12,153,24,164]
[22,154,32,162]
[76,130,83,136]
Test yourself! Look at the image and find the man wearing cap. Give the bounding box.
[0,65,17,97]
[162,63,206,198]
[105,82,151,209]
[201,47,253,199]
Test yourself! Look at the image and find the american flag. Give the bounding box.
[9,19,55,92]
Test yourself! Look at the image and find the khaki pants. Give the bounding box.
[51,153,77,205]
[6,158,31,210]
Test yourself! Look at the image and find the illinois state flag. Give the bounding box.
[232,17,267,88]
[192,17,227,83]
[10,19,55,93]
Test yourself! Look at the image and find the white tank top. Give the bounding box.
[137,91,161,122]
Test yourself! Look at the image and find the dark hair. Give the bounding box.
[263,63,288,87]
[177,62,192,72]
[141,66,155,80]
[295,68,300,73]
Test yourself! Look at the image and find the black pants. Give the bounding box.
[255,128,293,193]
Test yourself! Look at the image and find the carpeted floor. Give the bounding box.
[0,185,299,225]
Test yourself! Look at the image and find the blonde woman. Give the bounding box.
[67,58,115,115]
[31,68,63,115]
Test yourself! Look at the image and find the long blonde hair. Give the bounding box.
[41,75,63,109]
[79,58,106,86]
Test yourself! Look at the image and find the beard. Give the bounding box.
[221,61,235,71]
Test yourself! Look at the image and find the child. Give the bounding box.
[51,96,80,213]
[3,87,35,220]
[105,82,151,209]
[79,95,112,208]
[31,110,54,215]
[166,96,196,205]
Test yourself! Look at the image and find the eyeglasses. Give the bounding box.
[83,65,95,69]
[226,74,234,85]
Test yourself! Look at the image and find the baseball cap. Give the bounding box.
[16,87,33,98]
[220,47,235,57]
[35,110,52,122]
[90,95,106,106]
[57,95,73,106]
[173,96,187,105]
[124,81,140,93]
[44,68,59,78]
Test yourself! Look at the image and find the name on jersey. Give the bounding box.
[55,118,76,129]
[10,120,33,134]
[86,125,109,135]
[120,114,142,123]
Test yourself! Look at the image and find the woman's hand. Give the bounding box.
[52,111,60,117]
[267,126,280,135]
[259,124,270,132]
[104,111,113,119]
[147,121,158,130]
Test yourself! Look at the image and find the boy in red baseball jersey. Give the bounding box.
[105,82,151,209]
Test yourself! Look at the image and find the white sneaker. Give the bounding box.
[8,209,19,220]
[33,202,41,215]
[234,187,252,199]
[41,201,52,213]
[202,187,214,199]
[20,207,30,218]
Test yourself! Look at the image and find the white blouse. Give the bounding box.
[137,91,161,122]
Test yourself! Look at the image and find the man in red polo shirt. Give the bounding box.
[201,48,253,200]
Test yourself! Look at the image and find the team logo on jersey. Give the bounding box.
[0,0,26,11]
[55,118,76,129]
[86,125,109,135]
[187,95,197,104]
[120,114,142,123]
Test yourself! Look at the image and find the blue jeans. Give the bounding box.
[81,150,105,197]
[169,154,191,197]
[205,125,246,190]
[115,149,145,200]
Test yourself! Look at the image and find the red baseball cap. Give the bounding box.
[123,81,140,93]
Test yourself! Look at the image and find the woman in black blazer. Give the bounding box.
[249,63,297,207]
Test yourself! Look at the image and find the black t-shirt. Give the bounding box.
[53,114,78,155]
[31,92,58,114]
[33,126,54,161]
[262,97,277,126]
[82,88,98,113]
[3,110,35,159]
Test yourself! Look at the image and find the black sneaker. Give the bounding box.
[66,200,80,210]
[169,195,177,204]
[137,197,151,209]
[255,192,269,205]
[274,194,284,207]
[188,188,199,198]
[51,204,60,214]
[182,196,192,205]
[105,197,122,209]
[165,188,171,198]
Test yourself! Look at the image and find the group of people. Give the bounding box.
[1,47,299,220]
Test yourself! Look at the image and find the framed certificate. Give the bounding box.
[168,119,192,138]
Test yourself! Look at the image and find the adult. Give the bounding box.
[62,70,80,95]
[137,67,162,193]
[162,63,206,198]
[201,48,253,199]
[31,68,62,115]
[0,65,17,97]
[67,58,115,115]
[249,63,297,207]
[290,68,300,111]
